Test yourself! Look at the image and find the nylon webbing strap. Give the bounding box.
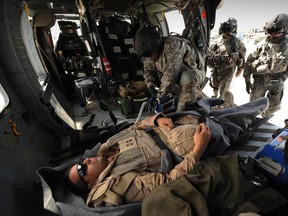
[82,114,96,130]
[145,128,168,151]
[146,128,183,163]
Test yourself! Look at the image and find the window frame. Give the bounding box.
[0,83,10,114]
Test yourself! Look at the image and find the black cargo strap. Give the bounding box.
[146,128,183,164]
[82,114,96,130]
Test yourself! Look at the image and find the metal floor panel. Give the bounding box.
[225,122,280,157]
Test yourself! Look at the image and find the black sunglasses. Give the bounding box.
[77,158,88,185]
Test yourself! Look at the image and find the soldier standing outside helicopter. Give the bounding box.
[208,17,246,99]
[243,13,288,117]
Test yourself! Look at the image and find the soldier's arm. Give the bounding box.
[126,113,167,131]
[237,40,247,68]
[207,43,219,68]
[143,58,158,88]
[158,39,186,96]
[243,50,259,82]
[235,40,247,77]
[243,47,263,94]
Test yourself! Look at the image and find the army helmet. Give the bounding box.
[58,21,78,37]
[265,13,288,35]
[134,25,162,57]
[219,17,237,34]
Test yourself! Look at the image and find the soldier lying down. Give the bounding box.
[67,97,287,214]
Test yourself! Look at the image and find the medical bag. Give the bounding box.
[117,81,148,116]
[155,95,176,113]
[249,129,288,185]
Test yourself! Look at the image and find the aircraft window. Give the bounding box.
[51,18,82,47]
[165,10,185,35]
[0,83,9,113]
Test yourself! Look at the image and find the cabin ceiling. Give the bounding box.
[26,0,180,14]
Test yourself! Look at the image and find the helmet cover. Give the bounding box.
[134,25,162,57]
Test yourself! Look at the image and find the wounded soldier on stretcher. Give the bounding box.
[65,97,288,215]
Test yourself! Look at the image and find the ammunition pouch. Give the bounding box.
[215,56,229,66]
[253,55,287,75]
[253,71,287,81]
[229,52,239,64]
[255,64,270,74]
[212,55,237,68]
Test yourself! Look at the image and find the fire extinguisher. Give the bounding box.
[102,57,112,77]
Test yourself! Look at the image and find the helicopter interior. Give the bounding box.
[0,0,225,215]
[11,0,220,162]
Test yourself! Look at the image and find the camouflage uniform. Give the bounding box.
[143,36,206,111]
[243,35,288,116]
[208,35,246,98]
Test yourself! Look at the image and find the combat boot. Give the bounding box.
[222,91,236,108]
[211,91,235,110]
[212,89,218,98]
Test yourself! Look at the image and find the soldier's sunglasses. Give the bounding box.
[77,158,88,185]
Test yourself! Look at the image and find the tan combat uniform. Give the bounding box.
[86,114,200,207]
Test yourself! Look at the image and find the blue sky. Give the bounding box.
[214,0,288,32]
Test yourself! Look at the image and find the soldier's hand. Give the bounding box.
[193,123,211,160]
[235,68,243,77]
[156,117,174,131]
[229,52,239,62]
[245,81,252,94]
[148,86,157,99]
[236,58,244,67]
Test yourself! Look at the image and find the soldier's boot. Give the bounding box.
[212,89,218,98]
[177,92,196,111]
[196,88,205,99]
[261,106,280,117]
[222,91,236,109]
[262,90,283,117]
[211,91,235,110]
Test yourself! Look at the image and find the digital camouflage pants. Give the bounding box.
[177,70,205,111]
[251,76,284,116]
[211,67,235,99]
